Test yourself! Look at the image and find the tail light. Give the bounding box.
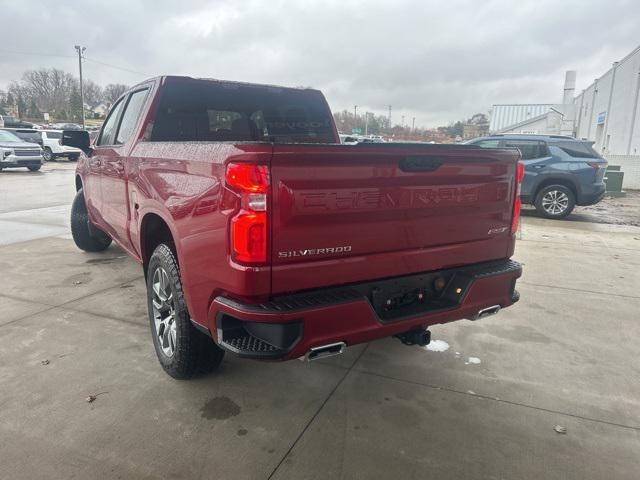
[226,163,269,264]
[587,161,607,170]
[511,162,525,235]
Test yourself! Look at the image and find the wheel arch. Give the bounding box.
[75,175,83,191]
[139,212,178,279]
[533,177,578,201]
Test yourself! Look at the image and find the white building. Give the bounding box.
[489,72,577,136]
[489,46,640,188]
[573,45,640,156]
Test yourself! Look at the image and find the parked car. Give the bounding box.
[0,115,35,128]
[0,129,43,172]
[466,134,607,218]
[39,130,81,161]
[339,133,359,144]
[63,76,523,379]
[2,128,43,146]
[51,122,82,130]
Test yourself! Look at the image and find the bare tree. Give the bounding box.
[103,83,129,104]
[83,79,103,108]
[16,68,76,116]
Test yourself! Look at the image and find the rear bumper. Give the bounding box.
[206,259,522,360]
[52,150,80,158]
[577,184,606,206]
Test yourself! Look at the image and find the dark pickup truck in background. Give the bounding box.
[63,76,523,379]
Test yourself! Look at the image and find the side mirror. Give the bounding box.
[61,130,92,156]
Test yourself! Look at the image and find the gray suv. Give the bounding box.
[0,129,43,172]
[467,134,607,219]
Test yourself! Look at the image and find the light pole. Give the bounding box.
[353,105,358,131]
[385,104,392,128]
[75,45,86,129]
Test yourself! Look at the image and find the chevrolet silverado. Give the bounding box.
[62,76,523,379]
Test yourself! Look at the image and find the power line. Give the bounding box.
[83,57,149,77]
[0,48,149,78]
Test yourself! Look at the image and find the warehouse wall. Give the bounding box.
[574,46,640,156]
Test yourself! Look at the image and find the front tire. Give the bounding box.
[147,244,225,379]
[534,184,575,219]
[70,189,112,251]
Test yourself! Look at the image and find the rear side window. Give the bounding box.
[555,141,602,158]
[474,139,501,148]
[45,131,62,139]
[503,140,546,160]
[116,89,149,144]
[97,98,126,146]
[151,80,335,143]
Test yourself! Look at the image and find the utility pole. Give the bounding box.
[412,117,415,130]
[364,112,369,135]
[385,104,392,128]
[74,45,86,129]
[353,105,358,130]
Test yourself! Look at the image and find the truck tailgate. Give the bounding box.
[270,144,519,294]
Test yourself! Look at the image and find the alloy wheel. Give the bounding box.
[151,267,177,357]
[541,190,569,216]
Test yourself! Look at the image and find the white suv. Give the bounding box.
[41,130,81,161]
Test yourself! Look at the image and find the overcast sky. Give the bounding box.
[1,0,639,127]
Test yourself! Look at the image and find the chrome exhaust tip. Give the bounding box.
[473,304,501,320]
[305,342,346,361]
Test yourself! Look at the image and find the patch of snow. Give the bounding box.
[467,357,481,365]
[423,340,450,352]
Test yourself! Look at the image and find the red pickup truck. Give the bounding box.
[63,76,523,379]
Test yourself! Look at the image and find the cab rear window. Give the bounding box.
[151,80,335,144]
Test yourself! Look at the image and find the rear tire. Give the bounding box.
[534,184,575,219]
[43,147,54,162]
[147,243,225,379]
[70,189,112,251]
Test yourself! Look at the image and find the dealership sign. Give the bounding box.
[597,111,606,125]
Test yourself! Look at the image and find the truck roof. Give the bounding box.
[129,75,320,94]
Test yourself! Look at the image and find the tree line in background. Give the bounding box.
[333,110,489,142]
[0,68,129,122]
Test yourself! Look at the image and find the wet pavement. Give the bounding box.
[1,162,639,479]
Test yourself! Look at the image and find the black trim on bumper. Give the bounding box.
[216,314,303,359]
[217,259,522,320]
[0,160,42,168]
